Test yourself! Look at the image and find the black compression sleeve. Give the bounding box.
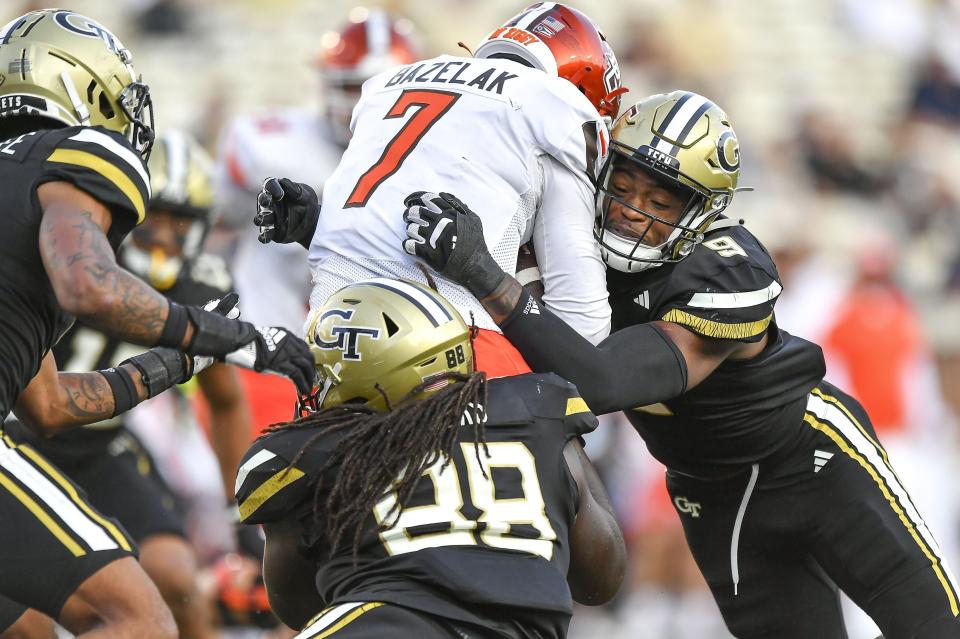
[500,290,688,414]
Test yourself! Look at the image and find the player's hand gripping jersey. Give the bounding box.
[0,126,150,417]
[236,373,597,639]
[309,54,611,342]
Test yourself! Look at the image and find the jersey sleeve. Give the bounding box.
[533,154,610,344]
[531,76,609,187]
[41,127,151,246]
[515,373,599,439]
[235,430,316,525]
[658,228,783,343]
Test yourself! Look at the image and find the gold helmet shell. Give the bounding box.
[595,90,744,273]
[149,130,215,217]
[0,9,154,158]
[304,278,473,412]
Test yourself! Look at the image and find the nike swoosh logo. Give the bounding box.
[430,217,453,249]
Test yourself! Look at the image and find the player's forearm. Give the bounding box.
[499,290,688,413]
[19,365,148,436]
[40,206,194,348]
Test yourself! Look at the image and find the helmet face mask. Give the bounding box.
[300,279,473,414]
[0,10,155,159]
[595,91,744,273]
[474,3,625,123]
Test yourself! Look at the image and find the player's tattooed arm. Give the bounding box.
[13,352,149,436]
[37,181,194,348]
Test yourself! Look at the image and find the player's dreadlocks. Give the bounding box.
[262,370,488,559]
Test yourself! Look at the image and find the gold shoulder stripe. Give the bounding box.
[565,396,590,416]
[47,148,146,223]
[0,468,85,557]
[239,465,305,521]
[662,309,771,340]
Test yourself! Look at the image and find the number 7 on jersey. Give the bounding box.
[345,89,461,208]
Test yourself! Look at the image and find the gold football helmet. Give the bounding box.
[595,90,747,272]
[122,130,215,290]
[302,278,473,412]
[0,9,154,158]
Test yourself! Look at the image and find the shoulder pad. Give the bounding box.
[487,373,597,439]
[41,126,151,246]
[659,225,781,342]
[526,75,608,184]
[234,427,321,525]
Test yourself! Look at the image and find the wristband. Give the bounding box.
[120,348,189,398]
[158,301,189,348]
[100,366,138,417]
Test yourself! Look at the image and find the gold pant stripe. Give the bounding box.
[297,602,384,639]
[804,413,959,616]
[810,388,890,467]
[16,443,133,552]
[0,467,85,557]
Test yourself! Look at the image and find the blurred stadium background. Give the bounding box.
[9,0,960,637]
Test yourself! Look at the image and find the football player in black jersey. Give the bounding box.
[401,91,960,639]
[5,130,256,639]
[0,9,314,639]
[235,278,625,638]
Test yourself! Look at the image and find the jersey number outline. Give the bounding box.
[372,442,558,560]
[344,89,461,208]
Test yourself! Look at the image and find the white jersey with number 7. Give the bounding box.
[307,54,611,343]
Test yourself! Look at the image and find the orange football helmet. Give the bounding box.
[317,7,420,145]
[474,2,626,126]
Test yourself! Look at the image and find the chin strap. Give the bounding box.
[706,217,745,233]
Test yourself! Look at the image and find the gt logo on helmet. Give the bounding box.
[313,308,381,361]
[717,130,740,172]
[53,11,125,56]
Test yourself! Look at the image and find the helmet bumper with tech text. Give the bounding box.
[302,278,473,413]
[0,9,155,158]
[596,91,746,273]
[474,2,626,126]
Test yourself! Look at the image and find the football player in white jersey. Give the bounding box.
[256,2,626,377]
[214,8,418,425]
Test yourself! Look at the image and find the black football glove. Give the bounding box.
[402,191,507,299]
[224,326,316,395]
[254,177,320,249]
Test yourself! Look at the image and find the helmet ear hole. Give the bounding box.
[382,313,400,337]
[98,91,115,119]
[85,80,96,103]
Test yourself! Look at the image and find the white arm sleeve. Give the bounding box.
[533,154,611,345]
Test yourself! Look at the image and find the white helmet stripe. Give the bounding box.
[364,278,453,327]
[164,129,188,203]
[660,92,711,144]
[365,9,390,57]
[516,2,557,29]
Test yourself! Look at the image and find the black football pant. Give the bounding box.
[666,382,960,639]
[0,432,134,630]
[292,602,494,638]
